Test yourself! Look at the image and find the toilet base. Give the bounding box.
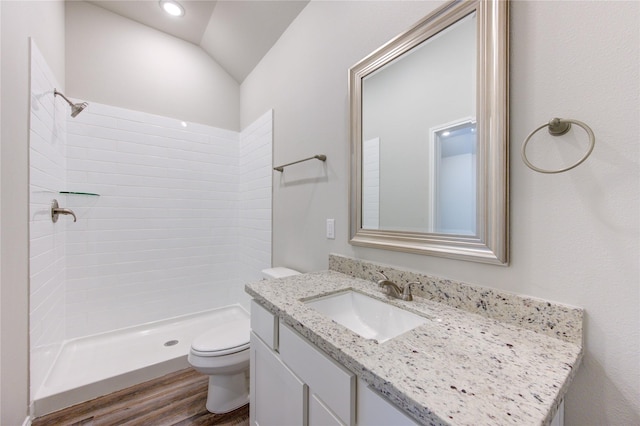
[205,370,250,414]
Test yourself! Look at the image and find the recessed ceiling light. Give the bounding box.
[160,0,185,17]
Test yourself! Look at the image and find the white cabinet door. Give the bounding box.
[279,321,356,425]
[250,332,307,426]
[356,379,419,426]
[550,400,564,426]
[309,393,345,426]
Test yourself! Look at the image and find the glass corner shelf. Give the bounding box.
[58,191,100,197]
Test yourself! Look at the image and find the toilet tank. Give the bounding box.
[261,267,301,279]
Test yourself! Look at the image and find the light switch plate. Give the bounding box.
[326,219,335,239]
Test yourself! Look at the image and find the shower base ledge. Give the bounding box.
[32,304,248,418]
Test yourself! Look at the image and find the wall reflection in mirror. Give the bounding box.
[361,11,476,235]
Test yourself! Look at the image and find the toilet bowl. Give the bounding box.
[188,268,300,413]
[187,311,251,414]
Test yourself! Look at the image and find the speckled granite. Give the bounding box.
[245,270,583,426]
[329,254,583,345]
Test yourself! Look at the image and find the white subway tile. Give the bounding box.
[32,84,272,340]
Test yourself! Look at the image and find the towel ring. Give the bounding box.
[521,118,595,174]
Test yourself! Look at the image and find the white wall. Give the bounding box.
[242,0,443,272]
[65,1,240,131]
[1,1,66,424]
[241,1,640,425]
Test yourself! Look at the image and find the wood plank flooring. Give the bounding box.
[32,368,250,426]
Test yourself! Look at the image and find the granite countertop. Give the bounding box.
[245,270,583,426]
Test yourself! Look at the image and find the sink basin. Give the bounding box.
[304,290,427,343]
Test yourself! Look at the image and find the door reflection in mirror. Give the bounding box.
[432,120,476,235]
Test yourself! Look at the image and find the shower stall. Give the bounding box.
[29,41,272,415]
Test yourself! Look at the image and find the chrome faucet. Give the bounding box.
[376,272,417,301]
[51,199,77,223]
[377,272,403,298]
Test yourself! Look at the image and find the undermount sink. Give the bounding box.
[304,290,428,343]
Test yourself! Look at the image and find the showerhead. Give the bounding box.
[54,89,88,118]
[70,102,88,118]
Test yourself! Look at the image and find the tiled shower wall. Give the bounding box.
[237,111,273,293]
[64,104,241,338]
[29,42,272,396]
[64,105,272,338]
[29,41,68,395]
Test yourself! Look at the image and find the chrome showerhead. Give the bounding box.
[54,89,88,118]
[70,102,88,118]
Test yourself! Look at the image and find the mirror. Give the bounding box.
[349,0,509,265]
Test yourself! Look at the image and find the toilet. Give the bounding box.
[188,267,300,413]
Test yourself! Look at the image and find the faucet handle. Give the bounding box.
[402,281,420,301]
[375,271,389,286]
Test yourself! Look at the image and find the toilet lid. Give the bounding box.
[191,318,250,357]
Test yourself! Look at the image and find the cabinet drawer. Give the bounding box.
[251,300,278,350]
[279,321,355,425]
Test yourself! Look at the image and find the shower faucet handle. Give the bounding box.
[51,199,77,223]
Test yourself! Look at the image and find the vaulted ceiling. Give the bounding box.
[86,0,309,83]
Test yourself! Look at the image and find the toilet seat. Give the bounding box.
[190,318,249,357]
[190,342,249,357]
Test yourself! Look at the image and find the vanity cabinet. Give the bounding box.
[250,331,306,425]
[250,300,418,426]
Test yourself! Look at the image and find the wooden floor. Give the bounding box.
[32,368,250,426]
